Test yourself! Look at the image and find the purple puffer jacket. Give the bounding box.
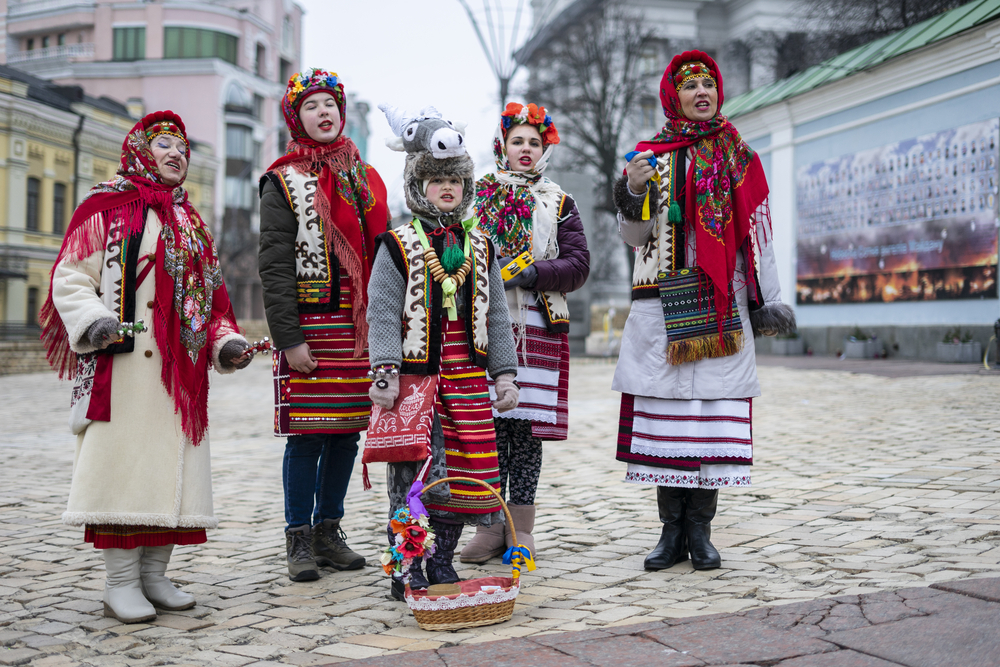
[533,195,590,293]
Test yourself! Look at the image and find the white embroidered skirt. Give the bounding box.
[616,393,752,488]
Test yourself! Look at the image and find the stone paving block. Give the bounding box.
[775,650,903,667]
[554,634,704,667]
[824,609,1000,667]
[30,655,83,667]
[216,644,284,659]
[0,648,42,666]
[330,651,446,667]
[642,616,836,664]
[283,653,344,666]
[312,642,386,660]
[340,634,417,650]
[442,644,589,667]
[931,576,1000,602]
[150,614,216,631]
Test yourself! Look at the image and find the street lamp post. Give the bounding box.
[456,0,533,110]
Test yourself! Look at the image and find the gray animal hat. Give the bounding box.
[379,104,475,224]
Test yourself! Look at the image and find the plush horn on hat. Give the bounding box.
[416,106,442,120]
[378,103,412,151]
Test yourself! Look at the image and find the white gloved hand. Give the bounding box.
[369,373,400,410]
[491,373,519,413]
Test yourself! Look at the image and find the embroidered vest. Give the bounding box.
[386,222,492,374]
[271,166,341,312]
[631,149,687,300]
[530,194,572,331]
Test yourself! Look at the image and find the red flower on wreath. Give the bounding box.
[502,102,524,118]
[403,525,427,542]
[542,124,560,145]
[526,103,546,124]
[398,540,423,559]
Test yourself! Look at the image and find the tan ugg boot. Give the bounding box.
[505,504,536,559]
[459,521,506,563]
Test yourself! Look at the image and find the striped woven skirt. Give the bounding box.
[616,393,752,488]
[425,316,503,516]
[488,305,569,440]
[273,302,371,436]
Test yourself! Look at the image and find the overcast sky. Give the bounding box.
[300,1,533,215]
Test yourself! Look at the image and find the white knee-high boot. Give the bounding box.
[103,548,157,623]
[139,545,195,610]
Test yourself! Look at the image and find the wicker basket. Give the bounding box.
[404,476,523,631]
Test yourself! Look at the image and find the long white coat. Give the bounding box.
[51,210,243,529]
[613,192,784,401]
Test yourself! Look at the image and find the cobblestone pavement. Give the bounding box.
[2,358,999,666]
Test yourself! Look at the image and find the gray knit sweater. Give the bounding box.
[366,220,518,379]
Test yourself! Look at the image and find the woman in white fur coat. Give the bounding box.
[40,111,252,624]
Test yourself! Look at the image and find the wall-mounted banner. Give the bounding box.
[796,118,999,304]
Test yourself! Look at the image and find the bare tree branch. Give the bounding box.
[524,0,655,282]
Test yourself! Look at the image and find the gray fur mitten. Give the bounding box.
[219,339,252,369]
[491,373,519,413]
[369,374,399,410]
[86,317,120,350]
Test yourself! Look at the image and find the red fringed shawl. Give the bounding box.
[40,115,233,446]
[633,50,770,326]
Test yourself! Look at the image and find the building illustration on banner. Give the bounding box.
[796,119,999,305]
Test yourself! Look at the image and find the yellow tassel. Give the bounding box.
[640,171,661,221]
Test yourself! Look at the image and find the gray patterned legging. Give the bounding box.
[494,418,543,505]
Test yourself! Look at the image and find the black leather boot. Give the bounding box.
[408,557,430,590]
[644,486,688,570]
[686,488,722,570]
[425,520,463,585]
[387,525,405,601]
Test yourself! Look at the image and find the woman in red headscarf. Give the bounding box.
[258,69,391,583]
[612,52,795,572]
[41,111,252,624]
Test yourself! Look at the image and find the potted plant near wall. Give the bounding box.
[936,328,981,363]
[771,330,803,355]
[844,326,879,359]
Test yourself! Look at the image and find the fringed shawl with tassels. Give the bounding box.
[40,112,234,446]
[633,50,770,332]
[264,137,388,353]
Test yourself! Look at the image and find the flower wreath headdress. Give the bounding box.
[500,102,560,145]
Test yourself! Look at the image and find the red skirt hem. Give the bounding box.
[84,524,208,549]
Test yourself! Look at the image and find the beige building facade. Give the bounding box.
[0,64,217,338]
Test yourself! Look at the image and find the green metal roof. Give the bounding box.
[726,0,1000,118]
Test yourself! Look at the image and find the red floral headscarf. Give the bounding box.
[267,69,390,354]
[40,110,234,446]
[633,50,769,327]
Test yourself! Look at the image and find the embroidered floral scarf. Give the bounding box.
[633,50,770,327]
[267,68,389,354]
[475,103,559,257]
[40,111,231,446]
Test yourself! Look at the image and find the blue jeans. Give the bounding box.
[283,432,359,530]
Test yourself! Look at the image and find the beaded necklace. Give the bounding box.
[410,218,475,320]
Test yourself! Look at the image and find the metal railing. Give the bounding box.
[6,42,95,64]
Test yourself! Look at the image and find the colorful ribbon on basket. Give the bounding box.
[502,545,536,580]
